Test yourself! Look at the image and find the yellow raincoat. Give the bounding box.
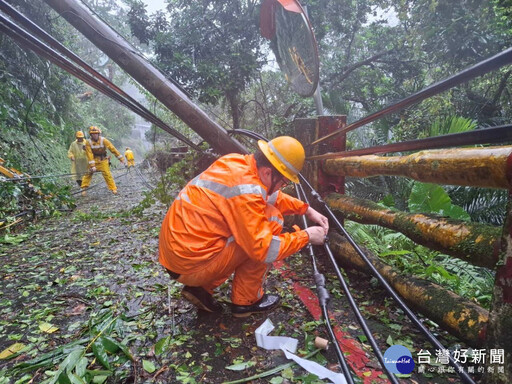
[159,153,309,305]
[67,140,88,183]
[124,149,135,167]
[81,137,124,192]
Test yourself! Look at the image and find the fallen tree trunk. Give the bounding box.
[323,146,512,189]
[325,193,501,269]
[329,231,489,347]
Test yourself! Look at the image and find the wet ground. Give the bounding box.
[0,167,473,383]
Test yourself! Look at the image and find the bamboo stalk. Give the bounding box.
[323,146,512,189]
[325,193,501,269]
[329,231,489,347]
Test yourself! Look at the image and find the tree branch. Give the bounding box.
[334,49,395,84]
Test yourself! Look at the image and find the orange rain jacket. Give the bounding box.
[159,153,310,274]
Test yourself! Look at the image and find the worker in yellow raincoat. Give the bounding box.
[159,136,329,317]
[124,147,135,168]
[67,131,88,187]
[81,126,125,196]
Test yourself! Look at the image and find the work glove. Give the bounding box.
[70,156,75,161]
[90,166,97,173]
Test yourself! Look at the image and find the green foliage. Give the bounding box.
[427,116,477,137]
[237,71,315,139]
[312,0,512,132]
[345,170,494,309]
[408,182,471,221]
[128,0,265,128]
[448,186,507,226]
[8,308,135,384]
[71,206,130,223]
[152,158,189,207]
[345,221,494,309]
[0,180,75,231]
[345,176,493,308]
[132,149,203,215]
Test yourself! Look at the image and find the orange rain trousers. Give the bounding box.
[81,158,117,192]
[174,204,283,305]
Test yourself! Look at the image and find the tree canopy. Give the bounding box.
[125,0,512,142]
[128,0,265,130]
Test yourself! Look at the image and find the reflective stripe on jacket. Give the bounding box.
[159,153,309,274]
[85,137,123,166]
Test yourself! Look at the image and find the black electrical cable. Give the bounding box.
[0,172,82,182]
[296,182,400,384]
[71,167,130,196]
[0,6,202,152]
[294,183,356,384]
[133,165,155,190]
[310,47,512,147]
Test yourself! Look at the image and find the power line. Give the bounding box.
[0,0,203,152]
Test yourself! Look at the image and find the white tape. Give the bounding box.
[255,318,298,353]
[281,347,347,384]
[254,319,346,384]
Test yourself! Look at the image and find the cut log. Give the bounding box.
[329,231,489,347]
[325,193,501,269]
[323,146,512,189]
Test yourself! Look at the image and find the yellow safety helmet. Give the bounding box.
[258,136,305,183]
[75,131,84,138]
[89,126,101,134]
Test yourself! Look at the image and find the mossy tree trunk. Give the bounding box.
[328,231,489,347]
[322,146,512,189]
[325,193,501,269]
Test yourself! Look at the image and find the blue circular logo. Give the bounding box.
[383,345,415,374]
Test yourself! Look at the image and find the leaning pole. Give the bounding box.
[43,0,247,156]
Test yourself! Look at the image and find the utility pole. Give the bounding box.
[44,0,247,155]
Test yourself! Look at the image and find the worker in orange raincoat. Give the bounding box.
[67,131,88,187]
[81,126,126,196]
[124,147,135,168]
[159,136,329,317]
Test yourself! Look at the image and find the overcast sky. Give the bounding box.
[140,0,167,14]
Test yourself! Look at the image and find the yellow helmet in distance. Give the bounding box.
[89,126,101,134]
[258,136,305,183]
[75,131,85,138]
